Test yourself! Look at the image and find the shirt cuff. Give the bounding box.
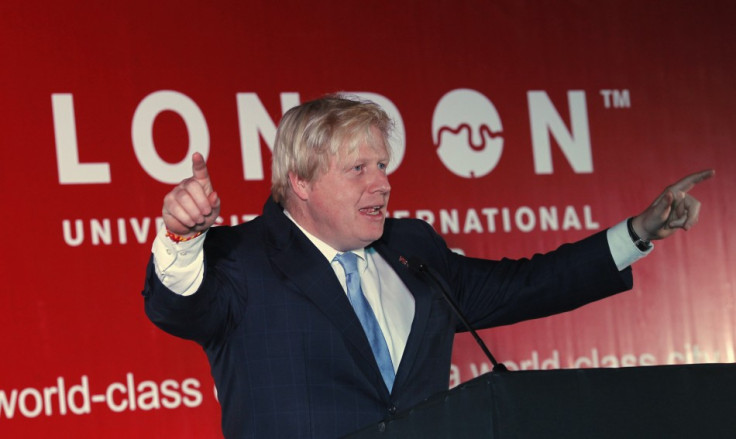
[151,227,206,296]
[607,219,654,271]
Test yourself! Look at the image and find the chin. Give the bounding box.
[366,227,385,242]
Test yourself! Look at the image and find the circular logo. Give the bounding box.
[432,89,503,178]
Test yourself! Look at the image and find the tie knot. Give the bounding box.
[334,252,359,275]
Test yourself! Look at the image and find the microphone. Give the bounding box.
[406,258,507,372]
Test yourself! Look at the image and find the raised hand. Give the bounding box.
[631,169,715,241]
[162,153,221,237]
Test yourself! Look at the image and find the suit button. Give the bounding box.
[388,405,397,415]
[378,421,386,432]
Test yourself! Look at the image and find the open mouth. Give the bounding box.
[359,206,383,216]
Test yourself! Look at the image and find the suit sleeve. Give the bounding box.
[142,226,248,348]
[396,220,633,330]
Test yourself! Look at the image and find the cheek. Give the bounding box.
[318,197,350,226]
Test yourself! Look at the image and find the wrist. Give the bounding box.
[165,229,204,244]
[626,217,653,251]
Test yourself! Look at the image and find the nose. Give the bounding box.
[369,167,391,195]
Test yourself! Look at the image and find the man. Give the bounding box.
[143,95,713,438]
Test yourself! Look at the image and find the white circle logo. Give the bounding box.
[432,89,503,178]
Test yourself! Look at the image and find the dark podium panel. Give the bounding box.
[347,364,736,438]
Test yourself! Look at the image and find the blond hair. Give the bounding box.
[271,94,393,204]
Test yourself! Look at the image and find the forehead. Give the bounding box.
[334,126,389,160]
[332,142,387,172]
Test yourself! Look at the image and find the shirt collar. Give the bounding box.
[283,209,366,263]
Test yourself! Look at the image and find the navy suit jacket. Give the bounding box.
[143,198,633,438]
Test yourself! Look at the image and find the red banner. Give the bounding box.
[2,1,734,437]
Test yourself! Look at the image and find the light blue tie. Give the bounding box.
[334,252,395,391]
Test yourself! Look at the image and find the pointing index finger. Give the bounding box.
[670,169,715,193]
[191,152,210,182]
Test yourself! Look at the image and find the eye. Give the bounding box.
[377,162,387,171]
[353,165,363,172]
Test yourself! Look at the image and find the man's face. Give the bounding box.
[297,127,391,252]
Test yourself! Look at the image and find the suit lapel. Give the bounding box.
[262,199,388,393]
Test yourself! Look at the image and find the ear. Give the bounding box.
[288,172,310,201]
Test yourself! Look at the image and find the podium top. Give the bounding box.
[347,363,736,439]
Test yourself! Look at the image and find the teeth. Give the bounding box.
[361,206,381,215]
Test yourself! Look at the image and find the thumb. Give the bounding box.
[667,191,689,228]
[652,190,674,221]
[192,152,211,183]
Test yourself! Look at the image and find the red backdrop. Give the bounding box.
[2,1,734,437]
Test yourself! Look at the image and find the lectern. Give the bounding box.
[347,363,736,438]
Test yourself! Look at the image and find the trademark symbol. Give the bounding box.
[599,89,631,109]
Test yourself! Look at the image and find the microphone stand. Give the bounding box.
[409,259,507,372]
